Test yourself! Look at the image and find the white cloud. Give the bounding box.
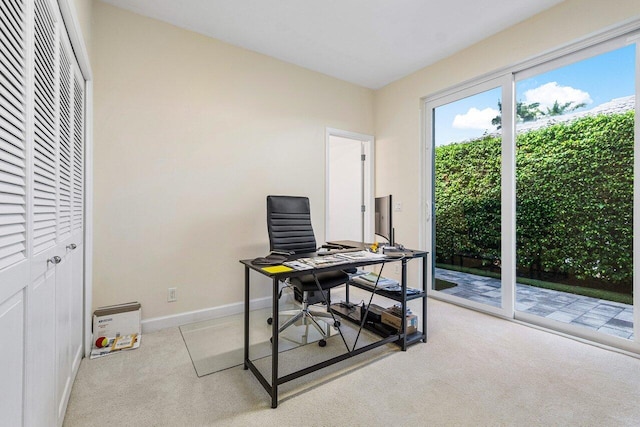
[523,82,592,110]
[452,107,500,130]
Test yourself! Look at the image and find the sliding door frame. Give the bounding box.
[511,35,640,353]
[421,20,640,355]
[423,74,514,319]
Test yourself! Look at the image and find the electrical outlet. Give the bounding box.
[168,287,177,302]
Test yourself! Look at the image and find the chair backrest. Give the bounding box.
[267,195,317,254]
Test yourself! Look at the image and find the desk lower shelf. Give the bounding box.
[329,303,424,347]
[347,280,426,302]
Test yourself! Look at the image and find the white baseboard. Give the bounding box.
[141,296,273,334]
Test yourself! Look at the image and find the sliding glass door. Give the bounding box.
[424,32,639,351]
[514,44,636,340]
[427,78,510,315]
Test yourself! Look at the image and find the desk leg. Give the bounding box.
[345,282,350,304]
[244,267,250,370]
[401,259,408,351]
[271,277,279,408]
[422,255,428,342]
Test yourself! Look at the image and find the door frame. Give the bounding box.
[420,22,640,354]
[422,76,513,320]
[325,128,375,244]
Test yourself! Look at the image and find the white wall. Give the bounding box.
[91,2,374,320]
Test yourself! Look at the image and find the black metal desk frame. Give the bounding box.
[240,246,427,408]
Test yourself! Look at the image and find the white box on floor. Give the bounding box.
[91,302,142,359]
[93,301,141,338]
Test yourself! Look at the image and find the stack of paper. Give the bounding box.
[335,251,387,261]
[352,272,400,291]
[296,255,350,268]
[283,260,313,270]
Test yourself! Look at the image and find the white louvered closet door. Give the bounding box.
[0,0,27,426]
[53,39,84,425]
[55,34,73,425]
[26,0,59,425]
[32,0,57,256]
[0,0,87,425]
[69,60,84,375]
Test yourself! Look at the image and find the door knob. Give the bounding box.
[48,256,62,265]
[67,243,77,250]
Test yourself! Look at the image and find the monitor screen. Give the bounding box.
[374,195,393,244]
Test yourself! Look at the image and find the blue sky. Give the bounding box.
[434,45,636,146]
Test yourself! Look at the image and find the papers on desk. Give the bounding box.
[334,250,387,261]
[297,255,350,268]
[282,260,313,270]
[282,251,388,271]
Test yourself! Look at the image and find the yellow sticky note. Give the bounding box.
[261,265,294,274]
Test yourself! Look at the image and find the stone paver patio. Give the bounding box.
[436,268,634,340]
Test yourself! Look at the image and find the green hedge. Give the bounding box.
[435,111,634,293]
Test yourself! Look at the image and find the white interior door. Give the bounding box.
[325,129,374,243]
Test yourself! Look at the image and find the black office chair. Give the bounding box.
[266,195,348,347]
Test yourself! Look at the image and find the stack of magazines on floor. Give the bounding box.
[351,271,421,295]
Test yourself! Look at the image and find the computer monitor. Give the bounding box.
[374,195,394,245]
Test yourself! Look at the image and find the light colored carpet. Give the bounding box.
[63,298,640,426]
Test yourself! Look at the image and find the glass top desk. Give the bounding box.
[239,240,427,408]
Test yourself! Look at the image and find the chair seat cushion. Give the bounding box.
[290,270,349,292]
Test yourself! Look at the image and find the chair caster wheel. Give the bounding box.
[318,339,327,347]
[267,317,273,325]
[270,337,273,343]
[333,320,341,328]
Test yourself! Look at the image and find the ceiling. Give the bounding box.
[99,0,564,89]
